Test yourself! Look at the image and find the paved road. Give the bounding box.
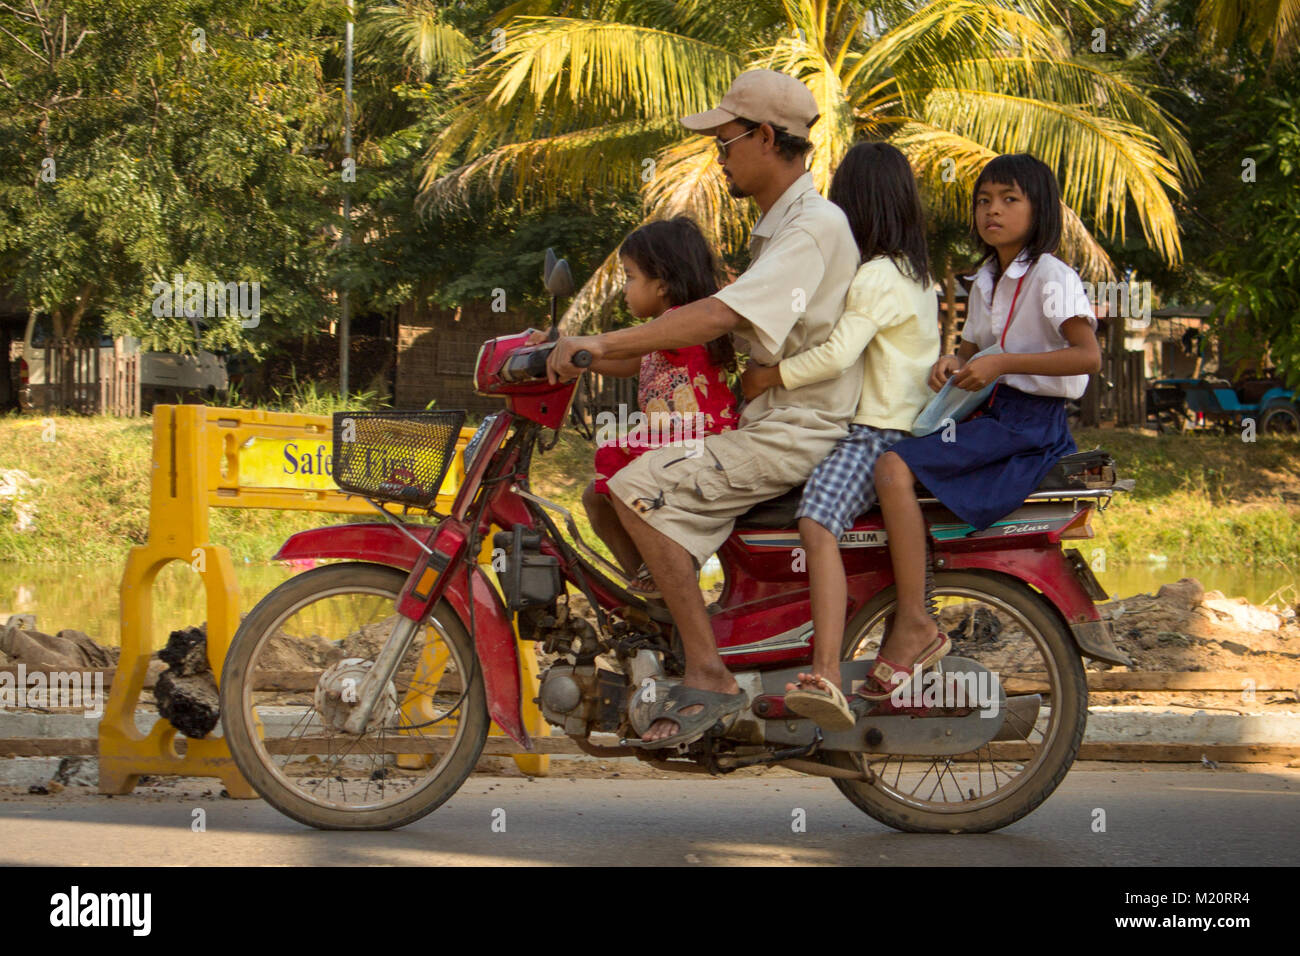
[1,767,1296,866]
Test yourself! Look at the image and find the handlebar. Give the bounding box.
[503,344,593,382]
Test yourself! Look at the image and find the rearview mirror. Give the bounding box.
[545,259,575,298]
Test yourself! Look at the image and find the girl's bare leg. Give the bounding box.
[787,517,846,693]
[583,481,643,575]
[874,452,941,663]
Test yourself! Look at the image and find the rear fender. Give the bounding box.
[940,545,1130,666]
[274,525,529,748]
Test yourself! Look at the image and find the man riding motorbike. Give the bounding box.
[547,69,862,747]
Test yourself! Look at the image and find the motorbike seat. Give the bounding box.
[733,484,805,529]
[733,449,1115,531]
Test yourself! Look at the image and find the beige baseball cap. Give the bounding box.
[680,69,820,139]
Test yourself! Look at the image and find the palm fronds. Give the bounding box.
[1197,0,1300,59]
[357,2,475,78]
[424,0,1194,323]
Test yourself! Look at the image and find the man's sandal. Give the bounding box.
[783,676,854,731]
[855,632,952,702]
[624,684,747,750]
[625,563,662,600]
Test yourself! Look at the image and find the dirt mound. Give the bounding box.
[340,615,404,660]
[0,613,419,674]
[259,629,344,670]
[1101,577,1300,672]
[5,573,1296,684]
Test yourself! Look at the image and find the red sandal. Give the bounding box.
[625,564,662,600]
[855,632,951,702]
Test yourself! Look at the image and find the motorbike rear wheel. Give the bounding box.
[825,570,1088,834]
[220,562,488,830]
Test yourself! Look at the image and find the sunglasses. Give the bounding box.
[715,127,756,160]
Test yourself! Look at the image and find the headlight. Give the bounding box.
[462,412,501,474]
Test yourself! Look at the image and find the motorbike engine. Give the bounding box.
[517,574,680,738]
[538,662,628,736]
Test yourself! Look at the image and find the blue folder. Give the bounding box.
[910,344,1004,437]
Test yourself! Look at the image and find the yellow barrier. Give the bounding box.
[99,405,549,796]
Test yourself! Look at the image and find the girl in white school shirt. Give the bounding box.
[864,153,1103,703]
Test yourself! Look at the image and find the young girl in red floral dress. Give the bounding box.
[588,218,738,595]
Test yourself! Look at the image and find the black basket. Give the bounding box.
[332,410,467,508]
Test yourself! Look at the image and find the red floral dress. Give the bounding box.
[593,341,737,494]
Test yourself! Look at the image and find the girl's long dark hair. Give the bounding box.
[620,217,736,371]
[971,153,1062,272]
[829,141,930,284]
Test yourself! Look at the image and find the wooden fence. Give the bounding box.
[1078,326,1147,429]
[30,345,140,416]
[1114,352,1147,428]
[97,349,141,417]
[588,371,638,420]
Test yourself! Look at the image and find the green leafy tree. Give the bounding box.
[1204,72,1300,382]
[0,0,341,354]
[1089,1,1300,380]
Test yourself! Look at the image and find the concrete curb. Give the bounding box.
[1085,706,1300,745]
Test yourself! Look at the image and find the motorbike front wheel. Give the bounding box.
[220,562,488,830]
[824,570,1088,834]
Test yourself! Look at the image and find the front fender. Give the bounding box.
[274,523,434,569]
[274,524,529,749]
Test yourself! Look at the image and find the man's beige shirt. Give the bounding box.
[713,171,863,484]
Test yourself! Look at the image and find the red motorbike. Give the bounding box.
[220,257,1131,833]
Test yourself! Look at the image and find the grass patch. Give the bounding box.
[0,411,606,567]
[527,429,606,559]
[1073,428,1300,502]
[1074,428,1300,567]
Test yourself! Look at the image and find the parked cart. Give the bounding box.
[1149,376,1299,434]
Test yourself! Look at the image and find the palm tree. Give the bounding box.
[357,1,475,78]
[417,0,1195,330]
[1197,0,1300,60]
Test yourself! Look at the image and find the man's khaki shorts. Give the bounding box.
[606,429,801,566]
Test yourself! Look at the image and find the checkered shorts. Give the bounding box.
[796,424,910,538]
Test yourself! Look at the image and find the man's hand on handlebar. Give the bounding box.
[547,335,600,384]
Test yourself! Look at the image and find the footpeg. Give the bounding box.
[712,729,823,772]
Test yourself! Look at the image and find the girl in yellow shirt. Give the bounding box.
[741,141,938,728]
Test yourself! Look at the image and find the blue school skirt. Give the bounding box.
[889,385,1075,531]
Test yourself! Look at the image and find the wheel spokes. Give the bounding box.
[244,588,470,811]
[847,587,1064,813]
